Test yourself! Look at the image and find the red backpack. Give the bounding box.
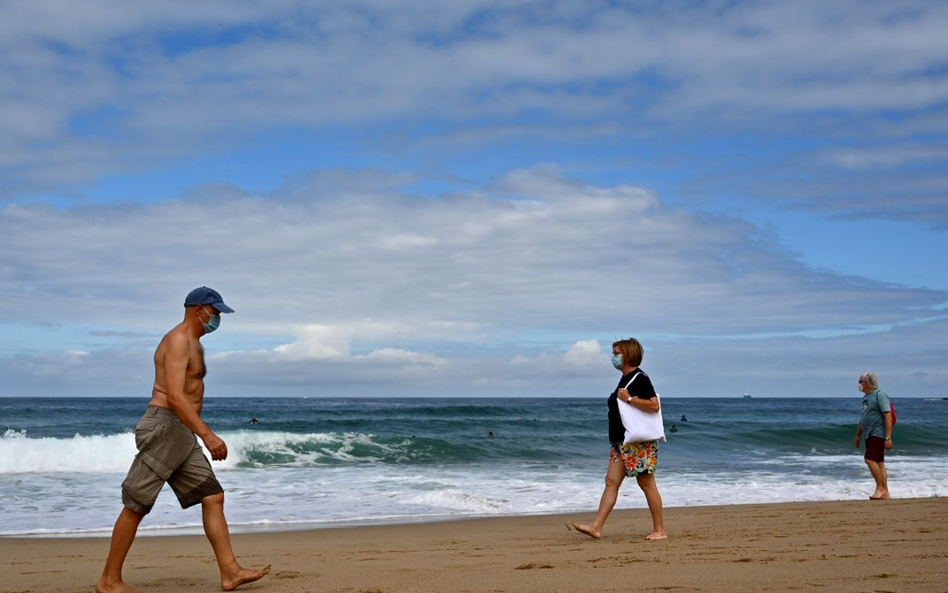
[877,391,896,425]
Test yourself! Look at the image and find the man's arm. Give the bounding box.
[162,333,228,461]
[882,412,893,450]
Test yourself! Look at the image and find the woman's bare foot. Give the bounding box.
[221,565,271,591]
[95,577,145,593]
[645,531,667,540]
[570,522,602,539]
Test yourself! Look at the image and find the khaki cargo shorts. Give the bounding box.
[121,406,224,514]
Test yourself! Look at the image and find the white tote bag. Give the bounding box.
[618,372,666,443]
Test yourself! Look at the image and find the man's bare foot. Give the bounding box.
[95,577,145,593]
[869,494,890,500]
[570,522,602,539]
[221,565,271,591]
[645,531,668,540]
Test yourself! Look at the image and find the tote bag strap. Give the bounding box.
[623,371,659,411]
[623,371,643,391]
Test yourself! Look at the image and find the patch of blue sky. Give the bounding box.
[404,136,686,202]
[874,103,946,125]
[148,23,286,59]
[83,127,368,204]
[629,66,680,94]
[348,328,601,359]
[205,332,290,355]
[413,1,621,44]
[0,321,287,357]
[68,106,128,140]
[12,192,88,209]
[923,62,948,78]
[705,324,906,340]
[410,10,502,44]
[0,322,153,354]
[741,208,948,292]
[39,38,83,59]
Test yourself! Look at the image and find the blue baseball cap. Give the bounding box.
[184,286,235,313]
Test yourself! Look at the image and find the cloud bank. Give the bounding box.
[3,167,944,397]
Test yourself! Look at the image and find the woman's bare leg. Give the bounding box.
[635,472,667,540]
[571,458,626,539]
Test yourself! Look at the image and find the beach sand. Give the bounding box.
[3,498,947,593]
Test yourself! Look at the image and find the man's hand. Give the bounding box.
[202,432,228,461]
[853,435,861,449]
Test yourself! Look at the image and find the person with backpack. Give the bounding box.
[854,372,894,500]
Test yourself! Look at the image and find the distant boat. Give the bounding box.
[743,393,752,398]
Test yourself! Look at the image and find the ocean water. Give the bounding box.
[1,396,946,537]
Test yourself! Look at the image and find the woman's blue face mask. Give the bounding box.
[611,353,623,370]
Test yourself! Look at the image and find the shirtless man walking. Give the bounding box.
[96,287,270,593]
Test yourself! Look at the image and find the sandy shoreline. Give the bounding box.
[4,498,947,593]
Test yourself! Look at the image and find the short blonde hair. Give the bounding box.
[612,338,644,367]
[859,372,879,390]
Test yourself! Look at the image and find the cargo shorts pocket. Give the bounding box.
[121,454,166,512]
[133,417,192,480]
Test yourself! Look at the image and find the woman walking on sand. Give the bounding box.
[571,337,667,541]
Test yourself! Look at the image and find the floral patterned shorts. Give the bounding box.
[611,440,659,477]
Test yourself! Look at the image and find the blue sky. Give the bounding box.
[2,0,946,398]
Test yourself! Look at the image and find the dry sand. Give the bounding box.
[3,498,947,593]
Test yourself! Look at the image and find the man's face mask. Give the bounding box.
[201,307,221,334]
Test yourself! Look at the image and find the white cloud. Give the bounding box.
[274,325,353,360]
[380,234,440,250]
[2,167,942,337]
[823,144,948,171]
[357,348,444,366]
[564,339,602,366]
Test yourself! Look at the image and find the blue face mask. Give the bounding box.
[202,307,221,334]
[611,353,623,370]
